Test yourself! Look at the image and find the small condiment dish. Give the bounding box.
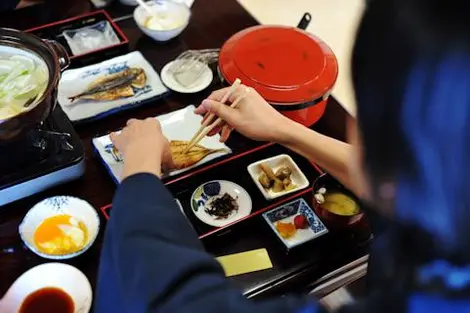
[0,263,92,313]
[247,154,309,200]
[19,196,100,260]
[262,198,328,249]
[190,180,252,228]
[134,0,191,42]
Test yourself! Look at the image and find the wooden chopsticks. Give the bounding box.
[183,80,249,153]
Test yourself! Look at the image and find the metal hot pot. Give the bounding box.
[218,14,338,127]
[0,28,70,141]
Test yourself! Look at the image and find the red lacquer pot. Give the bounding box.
[218,23,338,127]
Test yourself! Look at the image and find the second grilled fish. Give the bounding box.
[69,67,147,102]
[170,140,228,170]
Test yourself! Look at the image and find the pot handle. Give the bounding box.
[45,40,70,71]
[297,12,312,30]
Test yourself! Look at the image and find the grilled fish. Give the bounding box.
[69,67,147,102]
[170,140,228,170]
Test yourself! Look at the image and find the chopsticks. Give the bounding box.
[183,80,248,153]
[183,78,241,153]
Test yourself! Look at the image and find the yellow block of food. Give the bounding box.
[216,248,273,277]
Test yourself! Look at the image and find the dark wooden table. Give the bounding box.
[0,0,370,302]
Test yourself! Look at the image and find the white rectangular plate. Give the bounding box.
[92,105,232,182]
[58,51,169,122]
[247,154,309,200]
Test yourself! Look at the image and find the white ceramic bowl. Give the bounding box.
[0,263,92,313]
[134,0,191,42]
[247,154,310,200]
[19,196,100,260]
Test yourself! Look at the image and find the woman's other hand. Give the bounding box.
[195,85,293,143]
[110,118,174,180]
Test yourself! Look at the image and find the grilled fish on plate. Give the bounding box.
[105,140,228,171]
[170,140,228,170]
[68,67,147,102]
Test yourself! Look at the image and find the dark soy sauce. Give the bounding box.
[19,287,74,313]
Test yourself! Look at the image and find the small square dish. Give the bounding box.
[262,198,328,249]
[63,21,121,56]
[247,154,309,200]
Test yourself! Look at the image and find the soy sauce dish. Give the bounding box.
[312,173,364,229]
[0,263,92,313]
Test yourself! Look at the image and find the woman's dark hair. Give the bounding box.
[352,0,470,285]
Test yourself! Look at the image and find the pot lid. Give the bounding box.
[219,25,338,104]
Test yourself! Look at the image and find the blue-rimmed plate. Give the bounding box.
[262,198,328,249]
[190,180,252,227]
[58,51,168,123]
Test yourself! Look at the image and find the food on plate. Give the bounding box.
[203,181,221,196]
[205,193,239,219]
[275,167,292,180]
[33,214,88,255]
[68,67,147,102]
[145,13,185,31]
[294,214,309,229]
[275,221,297,239]
[258,164,297,193]
[316,190,360,216]
[0,53,48,120]
[170,140,227,170]
[106,140,227,170]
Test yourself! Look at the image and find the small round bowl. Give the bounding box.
[312,173,364,229]
[134,0,191,42]
[19,196,100,260]
[0,263,92,313]
[191,180,252,227]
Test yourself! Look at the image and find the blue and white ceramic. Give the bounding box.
[263,198,328,249]
[92,105,231,183]
[57,51,169,122]
[18,196,100,260]
[190,180,252,228]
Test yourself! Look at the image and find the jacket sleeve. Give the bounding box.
[96,173,321,313]
[0,0,20,11]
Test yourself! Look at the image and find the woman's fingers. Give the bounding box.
[126,118,138,126]
[220,124,233,143]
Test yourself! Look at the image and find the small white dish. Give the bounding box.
[58,51,168,122]
[190,180,252,227]
[0,263,92,313]
[262,198,328,249]
[161,59,213,93]
[92,105,231,182]
[134,0,191,42]
[247,154,309,200]
[19,196,100,260]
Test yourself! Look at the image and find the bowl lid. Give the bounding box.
[219,25,338,104]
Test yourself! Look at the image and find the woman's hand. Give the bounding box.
[195,85,293,143]
[110,118,173,180]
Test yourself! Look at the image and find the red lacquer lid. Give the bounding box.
[219,25,338,104]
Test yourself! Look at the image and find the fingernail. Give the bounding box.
[201,99,212,110]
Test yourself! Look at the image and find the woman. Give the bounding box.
[95,0,470,312]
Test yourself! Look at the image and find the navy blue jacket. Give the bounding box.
[95,173,470,313]
[0,0,19,11]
